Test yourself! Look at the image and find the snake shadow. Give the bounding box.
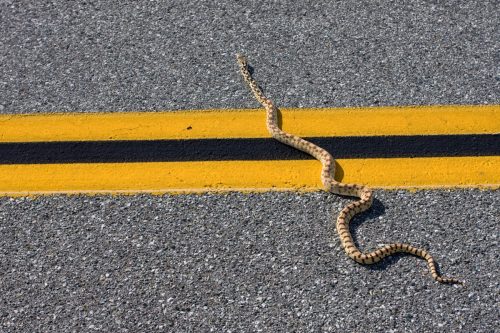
[245,63,268,97]
[276,106,283,128]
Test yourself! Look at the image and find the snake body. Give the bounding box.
[236,54,462,284]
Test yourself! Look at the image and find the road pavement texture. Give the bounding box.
[1,1,499,332]
[1,191,499,332]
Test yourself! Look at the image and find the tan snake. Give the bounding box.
[236,54,463,285]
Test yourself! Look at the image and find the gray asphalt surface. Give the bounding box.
[1,0,498,113]
[0,1,499,332]
[1,191,499,332]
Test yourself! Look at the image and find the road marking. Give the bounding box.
[0,105,498,194]
[1,157,498,196]
[1,105,498,142]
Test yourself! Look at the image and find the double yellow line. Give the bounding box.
[0,105,499,195]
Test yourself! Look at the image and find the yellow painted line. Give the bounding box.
[0,156,498,196]
[0,105,498,142]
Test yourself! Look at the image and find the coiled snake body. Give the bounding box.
[236,54,462,284]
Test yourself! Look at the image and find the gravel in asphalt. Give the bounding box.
[1,1,497,114]
[1,189,498,332]
[0,1,499,332]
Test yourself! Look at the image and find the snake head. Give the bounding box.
[236,53,248,66]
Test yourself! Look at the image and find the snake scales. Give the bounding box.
[236,54,463,285]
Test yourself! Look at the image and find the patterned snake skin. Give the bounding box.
[236,54,463,285]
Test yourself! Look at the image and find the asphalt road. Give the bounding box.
[1,1,499,332]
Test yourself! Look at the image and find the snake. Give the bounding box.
[236,54,463,285]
